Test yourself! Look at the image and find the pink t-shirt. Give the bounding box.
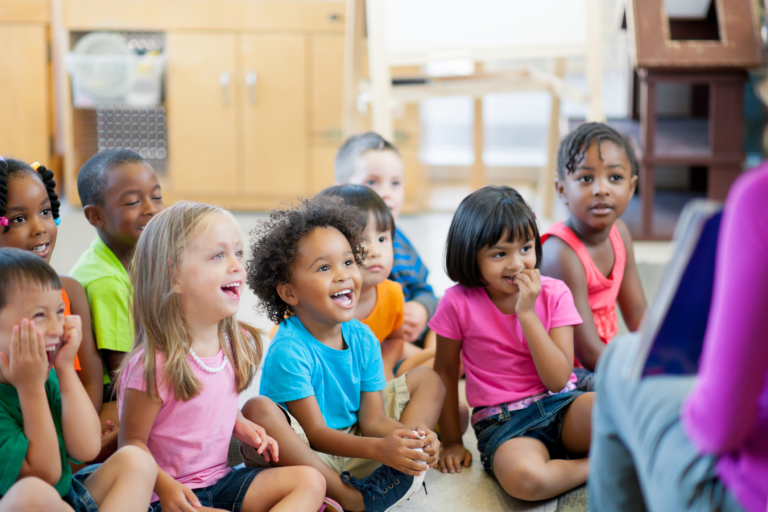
[119,348,237,501]
[429,276,583,408]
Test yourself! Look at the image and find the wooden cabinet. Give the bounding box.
[241,33,307,197]
[0,1,52,170]
[166,33,239,196]
[60,0,347,209]
[166,32,310,204]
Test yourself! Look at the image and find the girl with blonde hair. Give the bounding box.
[117,201,329,512]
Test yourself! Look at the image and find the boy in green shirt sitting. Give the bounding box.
[70,150,164,424]
[0,248,155,511]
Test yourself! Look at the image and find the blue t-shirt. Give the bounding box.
[260,316,387,430]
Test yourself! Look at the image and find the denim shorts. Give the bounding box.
[64,464,101,512]
[473,390,583,477]
[149,467,267,512]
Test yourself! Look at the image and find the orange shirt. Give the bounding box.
[361,280,405,343]
[61,289,82,371]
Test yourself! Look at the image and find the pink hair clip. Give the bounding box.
[0,217,8,227]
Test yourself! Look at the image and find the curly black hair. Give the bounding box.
[0,158,61,234]
[247,195,366,325]
[557,122,638,179]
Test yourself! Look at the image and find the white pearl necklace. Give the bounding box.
[189,347,228,374]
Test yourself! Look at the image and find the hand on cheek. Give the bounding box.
[402,301,428,342]
[0,320,49,389]
[55,315,82,369]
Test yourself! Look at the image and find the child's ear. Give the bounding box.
[168,260,184,294]
[554,178,568,205]
[83,205,106,229]
[629,175,638,199]
[276,282,299,307]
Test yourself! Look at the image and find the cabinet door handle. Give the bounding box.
[246,71,257,105]
[220,71,231,106]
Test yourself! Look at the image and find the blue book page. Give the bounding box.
[642,212,722,377]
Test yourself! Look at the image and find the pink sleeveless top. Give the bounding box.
[542,222,626,348]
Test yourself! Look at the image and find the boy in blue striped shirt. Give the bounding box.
[334,133,437,354]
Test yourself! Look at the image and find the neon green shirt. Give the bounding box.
[71,237,133,384]
[0,371,72,498]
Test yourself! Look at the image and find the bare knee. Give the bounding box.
[296,466,325,495]
[2,478,61,512]
[110,446,157,482]
[242,396,287,428]
[496,460,548,501]
[406,366,445,399]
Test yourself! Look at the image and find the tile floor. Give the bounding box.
[49,197,672,512]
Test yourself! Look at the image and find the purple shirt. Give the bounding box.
[429,276,582,408]
[681,165,768,512]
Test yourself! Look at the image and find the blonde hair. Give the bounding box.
[117,201,262,402]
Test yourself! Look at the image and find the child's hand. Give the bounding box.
[414,425,441,467]
[157,478,203,512]
[375,429,430,476]
[54,315,82,369]
[438,443,472,474]
[402,301,428,342]
[0,320,49,390]
[234,416,279,463]
[514,269,541,314]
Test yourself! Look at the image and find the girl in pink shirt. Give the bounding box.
[117,201,330,512]
[431,186,593,501]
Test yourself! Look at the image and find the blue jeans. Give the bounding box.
[473,390,582,477]
[589,335,745,512]
[149,467,266,512]
[64,465,101,512]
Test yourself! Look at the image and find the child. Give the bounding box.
[0,248,156,512]
[71,149,164,426]
[335,133,437,352]
[117,201,326,512]
[241,196,445,512]
[540,123,647,389]
[0,158,104,431]
[318,184,436,381]
[433,186,594,501]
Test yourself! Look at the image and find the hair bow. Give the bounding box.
[0,217,8,227]
[31,162,40,170]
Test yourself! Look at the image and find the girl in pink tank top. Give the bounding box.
[541,123,648,386]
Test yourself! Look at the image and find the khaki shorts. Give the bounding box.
[241,373,411,479]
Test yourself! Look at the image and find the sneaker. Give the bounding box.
[341,464,426,512]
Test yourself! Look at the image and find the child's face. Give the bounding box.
[477,234,537,296]
[91,162,164,247]
[556,140,637,231]
[360,214,394,290]
[0,175,57,263]
[280,227,363,326]
[0,285,65,375]
[348,150,405,219]
[175,216,244,325]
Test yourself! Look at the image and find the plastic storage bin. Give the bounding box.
[66,32,166,108]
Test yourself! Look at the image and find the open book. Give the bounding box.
[630,200,723,379]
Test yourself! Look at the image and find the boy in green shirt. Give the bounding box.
[0,248,156,511]
[71,150,164,400]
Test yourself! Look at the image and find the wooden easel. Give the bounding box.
[343,0,607,216]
